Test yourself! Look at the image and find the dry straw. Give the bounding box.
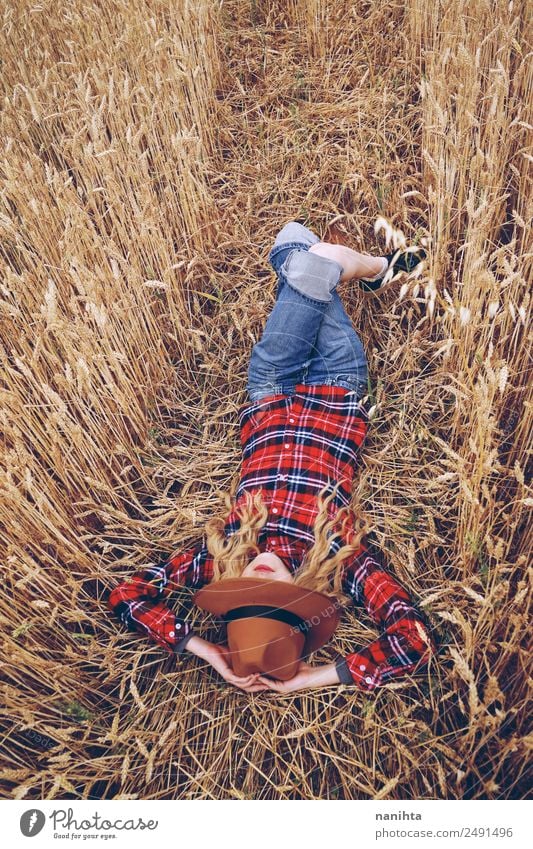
[0,0,530,800]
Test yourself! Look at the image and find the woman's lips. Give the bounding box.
[254,564,275,573]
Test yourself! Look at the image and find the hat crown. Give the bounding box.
[227,617,305,680]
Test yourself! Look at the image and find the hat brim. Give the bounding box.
[193,577,342,655]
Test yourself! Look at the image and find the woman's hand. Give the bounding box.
[256,661,342,693]
[204,643,269,693]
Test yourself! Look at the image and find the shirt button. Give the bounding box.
[284,443,290,449]
[289,418,295,423]
[279,474,286,481]
[272,507,278,514]
[359,664,366,671]
[169,631,175,638]
[365,676,372,684]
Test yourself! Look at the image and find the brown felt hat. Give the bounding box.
[193,577,342,680]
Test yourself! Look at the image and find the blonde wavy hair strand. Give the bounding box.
[203,481,372,608]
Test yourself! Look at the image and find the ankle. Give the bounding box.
[358,255,388,282]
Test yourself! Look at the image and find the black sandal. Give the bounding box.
[358,248,427,293]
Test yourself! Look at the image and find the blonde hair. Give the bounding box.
[203,481,372,608]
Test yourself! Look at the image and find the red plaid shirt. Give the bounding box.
[108,384,436,690]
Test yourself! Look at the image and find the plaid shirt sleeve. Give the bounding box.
[107,544,213,656]
[335,541,437,690]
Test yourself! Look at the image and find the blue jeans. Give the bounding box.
[246,221,369,403]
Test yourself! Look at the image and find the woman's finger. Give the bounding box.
[228,672,257,685]
[256,676,283,691]
[228,675,254,685]
[238,682,270,692]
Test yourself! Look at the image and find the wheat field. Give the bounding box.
[0,0,531,800]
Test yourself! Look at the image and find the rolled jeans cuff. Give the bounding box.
[271,221,320,251]
[280,248,343,303]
